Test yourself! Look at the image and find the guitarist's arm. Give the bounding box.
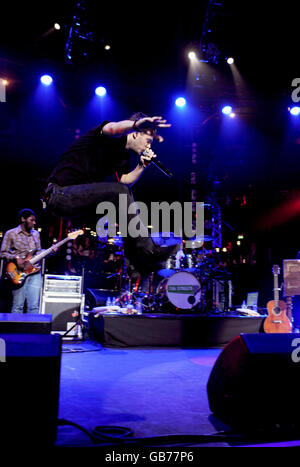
[0,233,29,270]
[0,231,18,262]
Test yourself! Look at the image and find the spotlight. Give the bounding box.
[229,112,236,118]
[2,79,8,86]
[175,97,186,108]
[104,44,111,50]
[290,106,300,116]
[54,23,61,30]
[188,51,196,60]
[227,57,234,64]
[221,105,233,115]
[95,86,107,97]
[40,75,53,86]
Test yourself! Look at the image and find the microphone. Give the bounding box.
[142,150,173,177]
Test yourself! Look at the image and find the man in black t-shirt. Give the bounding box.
[45,113,178,275]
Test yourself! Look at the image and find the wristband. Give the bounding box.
[132,119,140,131]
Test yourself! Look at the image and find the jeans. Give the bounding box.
[47,182,157,273]
[11,272,42,313]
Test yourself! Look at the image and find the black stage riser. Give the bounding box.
[207,333,300,433]
[87,313,264,347]
[0,333,61,445]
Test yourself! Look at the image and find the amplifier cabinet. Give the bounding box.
[40,295,85,335]
[43,274,83,296]
[283,260,300,296]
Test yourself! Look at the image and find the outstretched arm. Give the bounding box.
[102,116,171,138]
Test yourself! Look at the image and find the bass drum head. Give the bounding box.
[164,271,201,309]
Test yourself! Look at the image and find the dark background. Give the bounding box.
[0,1,299,307]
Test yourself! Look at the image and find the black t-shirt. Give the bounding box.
[47,122,130,186]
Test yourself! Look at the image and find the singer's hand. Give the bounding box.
[140,149,156,167]
[135,116,171,132]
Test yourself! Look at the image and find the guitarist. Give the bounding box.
[0,209,42,313]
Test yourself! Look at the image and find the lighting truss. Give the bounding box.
[200,0,224,64]
[64,0,95,64]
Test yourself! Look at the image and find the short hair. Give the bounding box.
[128,112,149,121]
[128,112,161,141]
[18,208,36,221]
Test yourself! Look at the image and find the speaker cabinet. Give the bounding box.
[0,333,61,445]
[85,288,119,308]
[207,333,300,432]
[41,296,84,334]
[0,312,52,334]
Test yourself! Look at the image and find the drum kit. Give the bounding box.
[95,232,231,313]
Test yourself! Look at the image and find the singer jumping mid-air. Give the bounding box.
[44,113,178,275]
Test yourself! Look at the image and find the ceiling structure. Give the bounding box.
[0,1,298,234]
[0,1,296,98]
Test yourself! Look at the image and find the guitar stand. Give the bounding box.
[62,314,86,341]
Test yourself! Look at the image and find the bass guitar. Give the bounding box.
[6,229,83,286]
[264,264,292,333]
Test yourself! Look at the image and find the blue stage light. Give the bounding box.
[95,86,107,97]
[222,105,233,115]
[290,106,300,116]
[40,75,53,86]
[175,97,186,108]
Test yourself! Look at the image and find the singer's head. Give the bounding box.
[126,112,155,155]
[126,113,169,155]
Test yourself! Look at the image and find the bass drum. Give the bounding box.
[156,271,201,310]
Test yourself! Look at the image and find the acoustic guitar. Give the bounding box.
[6,229,83,286]
[264,264,292,333]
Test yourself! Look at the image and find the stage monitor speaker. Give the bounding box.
[207,333,300,433]
[0,333,61,446]
[85,288,119,308]
[0,312,52,334]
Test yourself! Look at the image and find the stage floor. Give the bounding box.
[56,339,300,449]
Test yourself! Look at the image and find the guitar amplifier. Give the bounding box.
[283,260,300,296]
[41,274,84,335]
[43,274,83,296]
[40,295,85,335]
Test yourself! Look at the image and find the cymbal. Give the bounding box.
[187,235,213,242]
[151,232,182,247]
[157,268,176,278]
[184,235,213,248]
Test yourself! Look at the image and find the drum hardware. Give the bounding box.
[158,254,180,278]
[180,253,197,273]
[89,230,232,314]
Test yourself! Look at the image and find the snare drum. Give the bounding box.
[156,271,201,309]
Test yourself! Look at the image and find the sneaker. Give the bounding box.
[125,243,180,275]
[140,244,180,274]
[152,243,180,263]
